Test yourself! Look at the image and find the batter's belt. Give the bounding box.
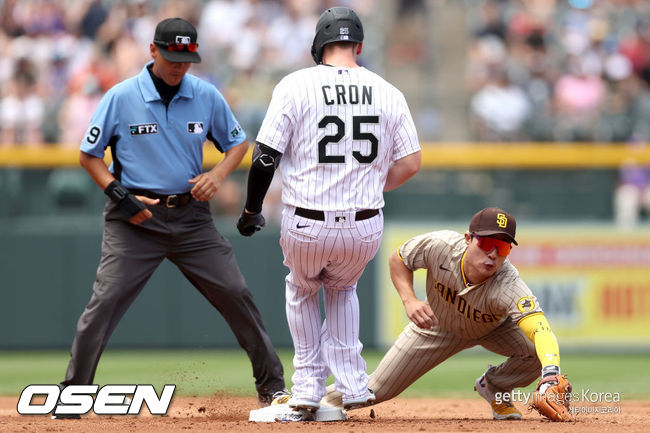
[295,207,379,221]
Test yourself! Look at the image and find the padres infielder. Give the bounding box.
[323,207,566,420]
[237,7,421,413]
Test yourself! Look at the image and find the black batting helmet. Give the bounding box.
[311,7,364,65]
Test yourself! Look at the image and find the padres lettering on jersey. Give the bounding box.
[433,282,503,323]
[399,230,543,339]
[256,65,419,211]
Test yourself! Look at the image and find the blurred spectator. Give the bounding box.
[470,67,531,141]
[614,156,650,228]
[57,73,103,147]
[619,18,650,77]
[553,54,606,141]
[0,58,44,146]
[79,0,108,39]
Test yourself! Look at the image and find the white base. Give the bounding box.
[249,404,347,423]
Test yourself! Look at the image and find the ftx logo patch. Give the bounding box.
[130,123,158,135]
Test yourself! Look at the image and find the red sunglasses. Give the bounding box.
[471,234,512,257]
[155,41,199,52]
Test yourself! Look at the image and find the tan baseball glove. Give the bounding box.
[528,374,575,422]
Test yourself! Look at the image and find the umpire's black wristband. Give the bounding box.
[104,180,146,217]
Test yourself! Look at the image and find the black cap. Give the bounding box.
[153,18,201,63]
[469,207,518,245]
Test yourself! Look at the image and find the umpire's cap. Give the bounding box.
[311,7,364,64]
[153,18,201,63]
[469,207,518,245]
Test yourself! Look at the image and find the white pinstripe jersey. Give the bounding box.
[399,230,543,340]
[256,65,420,211]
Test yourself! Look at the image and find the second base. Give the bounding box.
[249,404,347,423]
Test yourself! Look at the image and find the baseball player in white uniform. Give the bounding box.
[322,207,570,420]
[237,6,421,416]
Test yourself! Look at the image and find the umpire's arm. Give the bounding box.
[189,139,249,201]
[79,151,159,224]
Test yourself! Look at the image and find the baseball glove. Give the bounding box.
[528,374,575,422]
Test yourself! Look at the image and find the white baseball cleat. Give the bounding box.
[342,389,375,410]
[288,396,320,413]
[474,374,522,420]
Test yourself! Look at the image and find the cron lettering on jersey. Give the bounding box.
[322,84,372,105]
[434,281,502,323]
[129,123,158,135]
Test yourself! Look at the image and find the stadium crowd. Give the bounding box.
[0,0,370,148]
[466,0,650,143]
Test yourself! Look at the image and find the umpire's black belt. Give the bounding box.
[295,207,379,221]
[129,189,192,208]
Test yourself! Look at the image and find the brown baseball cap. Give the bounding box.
[469,207,518,245]
[153,18,201,63]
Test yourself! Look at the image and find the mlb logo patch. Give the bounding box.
[188,122,204,134]
[175,35,191,44]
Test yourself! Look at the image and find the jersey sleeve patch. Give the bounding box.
[516,296,537,313]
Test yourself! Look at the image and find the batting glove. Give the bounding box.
[237,210,265,236]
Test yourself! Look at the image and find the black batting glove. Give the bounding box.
[237,210,265,236]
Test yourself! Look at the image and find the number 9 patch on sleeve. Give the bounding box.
[85,125,102,144]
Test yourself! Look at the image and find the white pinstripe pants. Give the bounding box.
[280,206,383,402]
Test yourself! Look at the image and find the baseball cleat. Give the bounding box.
[288,396,320,413]
[258,389,290,407]
[474,374,522,420]
[342,388,376,410]
[272,394,291,405]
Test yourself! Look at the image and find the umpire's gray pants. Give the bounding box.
[62,199,285,395]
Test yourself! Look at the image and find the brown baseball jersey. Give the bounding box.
[399,230,543,340]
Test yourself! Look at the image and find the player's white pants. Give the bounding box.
[280,206,383,403]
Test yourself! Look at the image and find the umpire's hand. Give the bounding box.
[237,210,265,236]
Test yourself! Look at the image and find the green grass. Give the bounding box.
[1,349,648,399]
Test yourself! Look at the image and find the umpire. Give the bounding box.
[55,18,286,418]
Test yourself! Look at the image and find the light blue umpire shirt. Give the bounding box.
[80,62,246,195]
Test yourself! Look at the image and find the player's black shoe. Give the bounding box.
[258,389,291,407]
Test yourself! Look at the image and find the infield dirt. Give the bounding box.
[1,396,648,432]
